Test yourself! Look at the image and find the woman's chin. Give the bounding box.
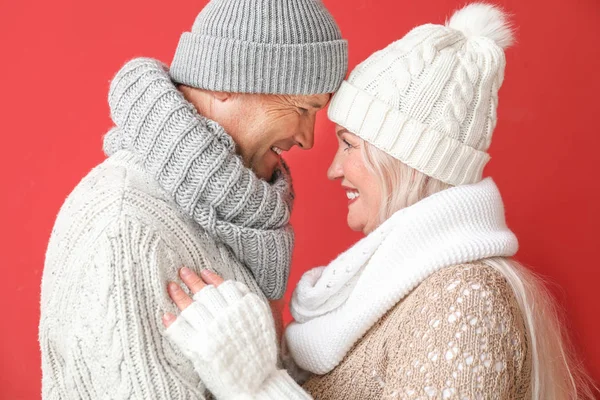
[346,214,365,233]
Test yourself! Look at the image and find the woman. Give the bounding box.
[162,3,597,400]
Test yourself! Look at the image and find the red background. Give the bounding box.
[1,0,599,398]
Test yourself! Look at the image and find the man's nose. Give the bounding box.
[294,116,316,150]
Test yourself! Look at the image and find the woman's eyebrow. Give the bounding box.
[336,128,349,138]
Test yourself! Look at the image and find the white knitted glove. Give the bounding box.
[165,280,302,399]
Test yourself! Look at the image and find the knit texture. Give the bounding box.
[40,57,298,398]
[40,151,267,399]
[327,3,513,185]
[286,178,518,374]
[301,263,532,399]
[105,58,294,299]
[165,280,311,399]
[170,0,348,94]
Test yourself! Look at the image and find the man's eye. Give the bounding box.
[298,107,309,114]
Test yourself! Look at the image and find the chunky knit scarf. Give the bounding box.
[286,178,518,373]
[103,58,294,299]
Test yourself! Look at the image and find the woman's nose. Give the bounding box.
[327,152,343,180]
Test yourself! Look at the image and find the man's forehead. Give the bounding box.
[293,93,331,109]
[257,93,331,109]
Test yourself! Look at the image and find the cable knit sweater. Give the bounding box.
[301,262,531,399]
[39,59,294,399]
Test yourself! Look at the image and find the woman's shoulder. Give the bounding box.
[398,261,524,328]
[378,261,531,398]
[422,262,511,293]
[373,261,527,349]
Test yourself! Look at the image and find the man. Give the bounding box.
[39,0,347,398]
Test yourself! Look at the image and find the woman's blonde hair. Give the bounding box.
[361,140,598,399]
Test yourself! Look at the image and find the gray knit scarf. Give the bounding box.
[103,58,294,299]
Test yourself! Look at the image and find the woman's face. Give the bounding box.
[327,125,382,235]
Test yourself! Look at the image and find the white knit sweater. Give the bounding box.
[40,58,297,399]
[39,151,268,399]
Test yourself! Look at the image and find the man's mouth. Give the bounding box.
[271,146,283,155]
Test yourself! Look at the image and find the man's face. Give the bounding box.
[181,86,330,180]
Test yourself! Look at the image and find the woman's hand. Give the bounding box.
[162,267,279,399]
[162,267,224,327]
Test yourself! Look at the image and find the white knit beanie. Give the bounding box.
[327,3,514,185]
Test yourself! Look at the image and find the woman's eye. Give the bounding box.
[343,139,354,151]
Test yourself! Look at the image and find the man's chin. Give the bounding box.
[249,157,278,182]
[251,164,275,182]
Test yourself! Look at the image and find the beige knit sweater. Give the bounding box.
[301,263,531,399]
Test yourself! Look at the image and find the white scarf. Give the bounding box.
[285,178,518,374]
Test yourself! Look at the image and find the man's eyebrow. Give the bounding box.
[310,102,326,109]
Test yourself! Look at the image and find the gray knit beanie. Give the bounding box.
[170,0,348,95]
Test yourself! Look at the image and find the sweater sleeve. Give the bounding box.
[164,280,311,400]
[40,214,209,399]
[381,264,530,399]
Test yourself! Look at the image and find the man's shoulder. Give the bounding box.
[49,151,213,250]
[74,151,167,202]
[58,151,174,222]
[47,150,255,286]
[45,150,233,275]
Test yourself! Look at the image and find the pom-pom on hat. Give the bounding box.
[328,3,515,185]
